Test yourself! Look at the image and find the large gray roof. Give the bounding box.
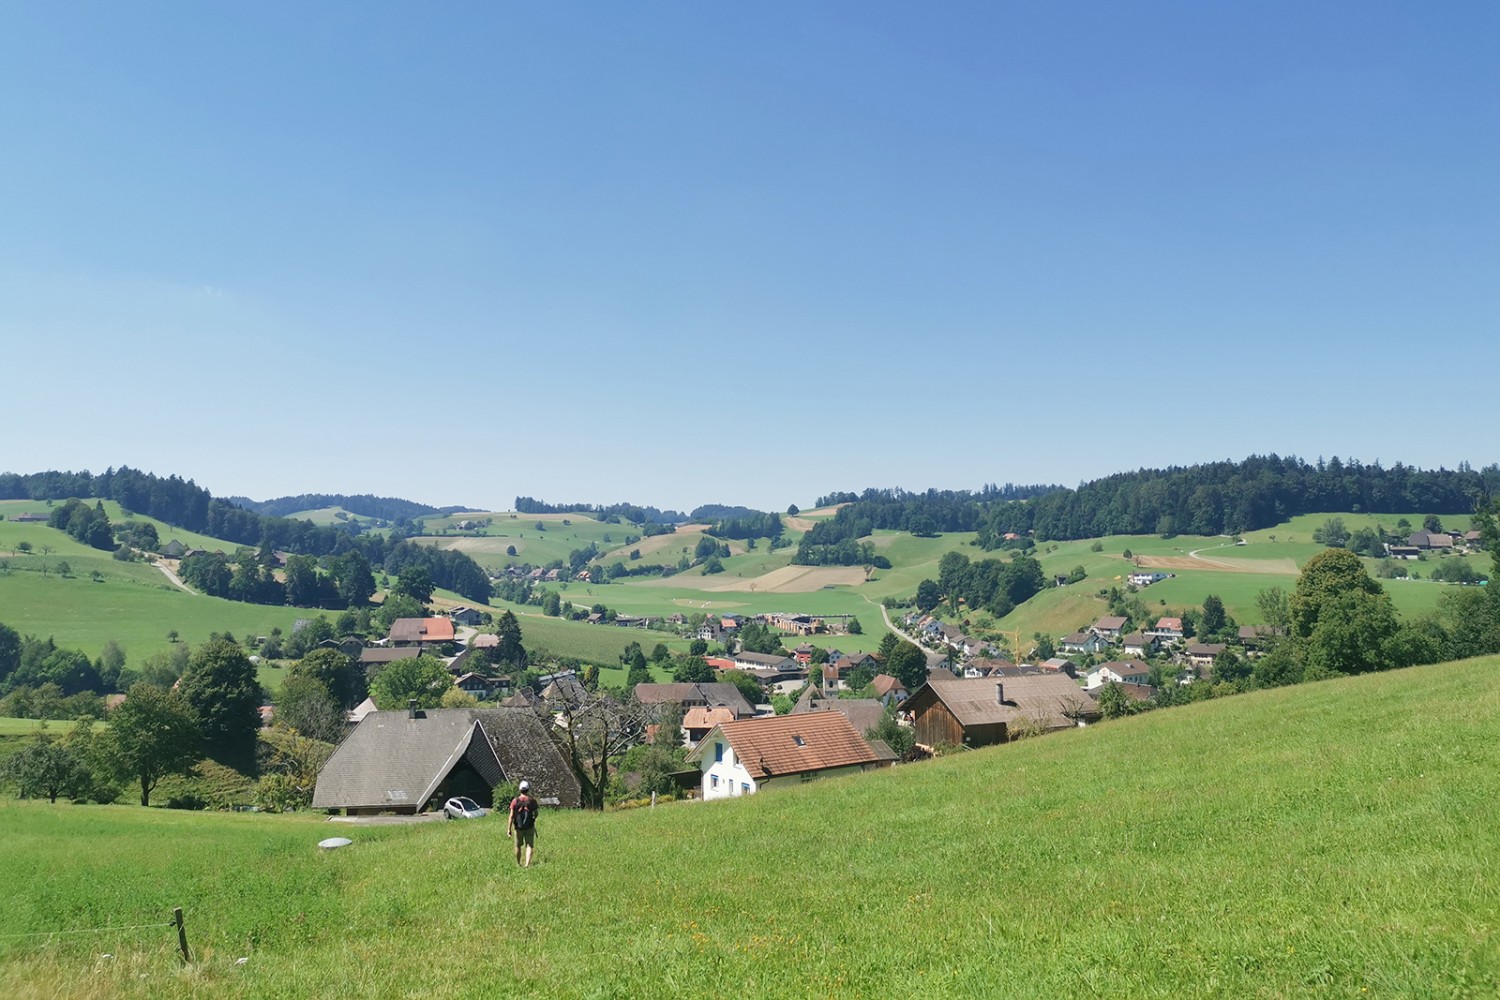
[312,707,581,811]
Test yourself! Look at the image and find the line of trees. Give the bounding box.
[977,455,1495,545]
[0,467,492,602]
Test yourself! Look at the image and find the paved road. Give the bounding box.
[153,559,196,595]
[866,596,946,666]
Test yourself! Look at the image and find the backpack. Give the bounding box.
[513,795,535,830]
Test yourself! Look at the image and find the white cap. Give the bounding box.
[518,780,530,792]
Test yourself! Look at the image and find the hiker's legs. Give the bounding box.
[514,833,524,866]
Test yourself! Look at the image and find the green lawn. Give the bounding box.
[2,655,1497,998]
[0,572,307,661]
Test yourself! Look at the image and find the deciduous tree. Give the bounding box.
[103,684,202,806]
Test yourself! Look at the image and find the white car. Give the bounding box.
[441,796,487,820]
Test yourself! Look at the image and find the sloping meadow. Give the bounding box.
[3,656,1498,998]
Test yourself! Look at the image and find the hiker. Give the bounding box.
[508,780,538,867]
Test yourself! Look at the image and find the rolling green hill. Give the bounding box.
[2,655,1497,998]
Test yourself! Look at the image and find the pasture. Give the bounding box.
[2,655,1497,998]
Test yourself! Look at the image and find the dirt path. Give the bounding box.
[153,559,197,595]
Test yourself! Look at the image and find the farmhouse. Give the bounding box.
[1128,570,1171,587]
[387,617,457,648]
[633,682,756,720]
[358,646,422,667]
[687,712,886,800]
[900,675,1098,749]
[311,705,581,814]
[449,606,485,626]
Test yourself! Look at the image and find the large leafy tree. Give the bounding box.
[289,648,365,709]
[274,676,346,744]
[103,684,202,806]
[369,654,451,710]
[394,566,434,604]
[886,640,929,694]
[1288,549,1398,676]
[2,737,87,802]
[176,637,264,770]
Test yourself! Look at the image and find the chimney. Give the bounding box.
[995,681,1005,705]
[408,699,418,719]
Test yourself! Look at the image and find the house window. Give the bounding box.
[741,783,750,794]
[710,775,719,789]
[714,742,724,762]
[792,735,805,747]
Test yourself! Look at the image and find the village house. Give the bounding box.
[1120,631,1154,658]
[682,706,737,746]
[1237,625,1274,655]
[1059,631,1107,655]
[1038,657,1078,678]
[311,705,582,815]
[1090,616,1129,641]
[1147,617,1185,644]
[870,674,908,707]
[448,606,485,627]
[632,682,756,721]
[1085,661,1152,690]
[900,674,1098,750]
[1184,642,1227,669]
[358,646,422,669]
[387,617,457,649]
[687,711,888,801]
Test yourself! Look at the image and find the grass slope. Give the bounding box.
[3,657,1498,998]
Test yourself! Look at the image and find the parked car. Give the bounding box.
[442,796,487,820]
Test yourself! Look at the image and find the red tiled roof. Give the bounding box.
[709,712,877,780]
[683,706,736,731]
[388,617,456,643]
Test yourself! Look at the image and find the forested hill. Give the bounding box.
[226,493,454,521]
[795,456,1497,563]
[0,467,493,603]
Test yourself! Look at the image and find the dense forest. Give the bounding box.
[514,496,687,524]
[226,493,454,521]
[793,457,1496,562]
[0,468,492,603]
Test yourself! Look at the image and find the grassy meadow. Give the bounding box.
[3,654,1498,998]
[2,494,1487,671]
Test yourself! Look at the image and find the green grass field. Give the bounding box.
[2,655,1497,998]
[2,498,1488,670]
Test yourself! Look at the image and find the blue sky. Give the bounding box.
[3,3,1496,512]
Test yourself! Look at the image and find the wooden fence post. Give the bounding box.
[174,907,191,964]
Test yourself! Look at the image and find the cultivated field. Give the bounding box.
[3,655,1497,998]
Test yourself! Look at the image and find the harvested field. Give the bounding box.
[695,565,868,593]
[1136,554,1300,574]
[624,525,711,561]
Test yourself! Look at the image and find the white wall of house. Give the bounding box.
[699,738,758,800]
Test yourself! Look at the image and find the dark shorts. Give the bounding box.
[514,827,535,847]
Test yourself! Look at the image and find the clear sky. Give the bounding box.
[3,3,1496,512]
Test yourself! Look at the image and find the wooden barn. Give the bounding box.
[900,675,1099,750]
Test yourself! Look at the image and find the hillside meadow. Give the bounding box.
[0,497,1483,670]
[3,655,1497,998]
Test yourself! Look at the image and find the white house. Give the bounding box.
[686,712,886,801]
